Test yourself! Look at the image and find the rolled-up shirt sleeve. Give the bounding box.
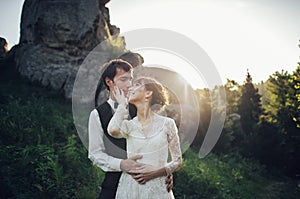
[88,109,122,172]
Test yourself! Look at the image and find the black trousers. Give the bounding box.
[99,172,122,199]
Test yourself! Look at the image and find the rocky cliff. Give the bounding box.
[14,0,125,99]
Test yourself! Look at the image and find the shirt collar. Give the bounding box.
[107,98,117,110]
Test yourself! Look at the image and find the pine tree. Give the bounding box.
[289,65,300,128]
[260,40,300,176]
[238,70,262,134]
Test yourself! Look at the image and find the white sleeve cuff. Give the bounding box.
[110,158,123,171]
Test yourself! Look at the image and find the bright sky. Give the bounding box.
[1,0,299,88]
[0,0,24,47]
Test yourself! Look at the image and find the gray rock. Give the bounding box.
[15,0,125,99]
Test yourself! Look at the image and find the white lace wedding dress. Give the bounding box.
[108,105,182,199]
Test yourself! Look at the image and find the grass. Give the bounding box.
[1,64,299,198]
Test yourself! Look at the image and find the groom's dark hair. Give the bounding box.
[95,52,144,107]
[101,59,133,91]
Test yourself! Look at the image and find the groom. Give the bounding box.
[88,56,172,198]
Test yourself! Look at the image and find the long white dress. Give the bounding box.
[108,105,182,199]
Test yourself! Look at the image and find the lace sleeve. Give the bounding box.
[107,104,130,138]
[165,118,182,175]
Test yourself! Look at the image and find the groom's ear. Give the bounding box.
[105,77,113,87]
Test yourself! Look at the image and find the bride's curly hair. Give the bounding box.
[134,77,169,108]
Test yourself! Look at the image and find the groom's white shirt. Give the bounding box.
[88,98,122,172]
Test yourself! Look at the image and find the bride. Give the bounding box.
[108,76,182,199]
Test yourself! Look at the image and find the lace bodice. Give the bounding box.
[108,104,182,174]
[108,104,182,198]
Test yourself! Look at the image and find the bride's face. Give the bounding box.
[128,80,146,104]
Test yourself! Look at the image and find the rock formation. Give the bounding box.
[14,0,125,99]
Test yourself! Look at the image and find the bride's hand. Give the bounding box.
[113,87,128,106]
[129,164,156,174]
[128,165,165,185]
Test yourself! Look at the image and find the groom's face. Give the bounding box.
[111,68,133,97]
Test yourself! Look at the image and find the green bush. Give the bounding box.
[0,70,104,198]
[173,149,299,199]
[1,68,298,198]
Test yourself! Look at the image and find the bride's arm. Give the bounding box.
[108,87,130,138]
[165,118,182,174]
[107,104,129,138]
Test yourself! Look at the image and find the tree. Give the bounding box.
[224,79,240,115]
[261,67,300,176]
[192,88,212,149]
[237,70,262,134]
[289,65,300,128]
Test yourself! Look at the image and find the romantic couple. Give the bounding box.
[88,57,182,199]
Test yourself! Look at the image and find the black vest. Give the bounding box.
[96,102,137,198]
[96,102,137,159]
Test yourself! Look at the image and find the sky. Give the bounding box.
[0,0,24,47]
[0,0,299,88]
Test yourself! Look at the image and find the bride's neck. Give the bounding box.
[136,103,152,122]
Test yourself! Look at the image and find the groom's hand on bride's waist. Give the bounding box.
[128,165,171,189]
[127,164,156,185]
[120,155,144,172]
[128,166,173,192]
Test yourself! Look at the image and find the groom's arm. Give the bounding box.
[88,109,143,172]
[88,109,123,171]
